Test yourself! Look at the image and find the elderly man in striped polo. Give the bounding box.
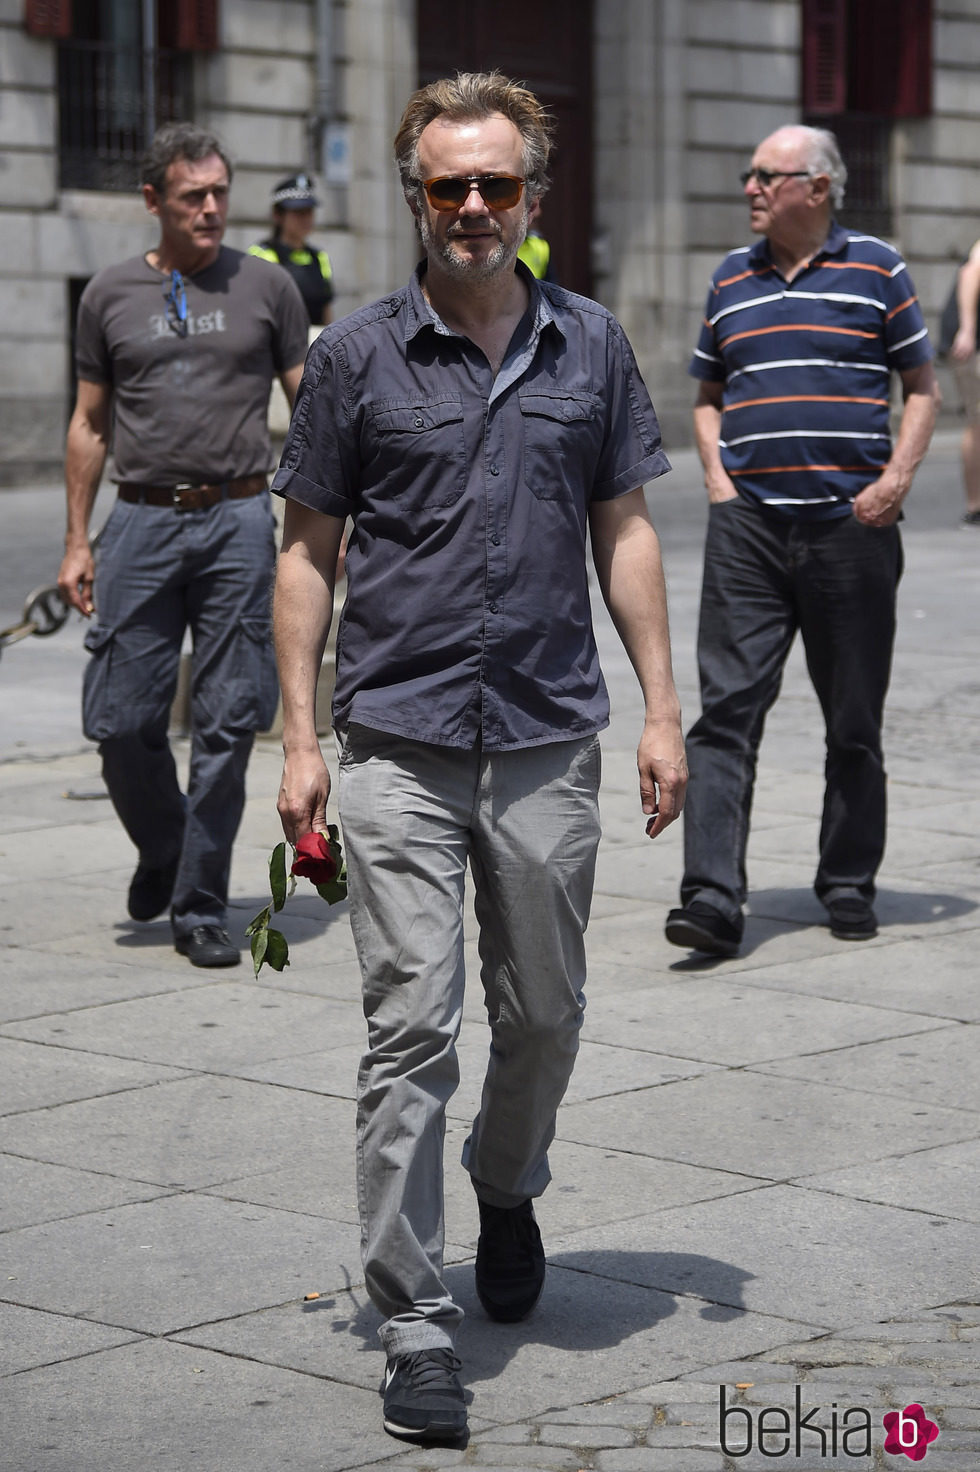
[666,124,939,958]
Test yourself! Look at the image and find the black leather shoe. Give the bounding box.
[665,901,741,958]
[475,1197,545,1322]
[174,925,240,968]
[825,897,877,941]
[128,855,180,922]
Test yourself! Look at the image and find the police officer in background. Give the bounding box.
[249,173,335,326]
[517,198,554,281]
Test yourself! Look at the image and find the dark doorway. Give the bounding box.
[417,0,594,297]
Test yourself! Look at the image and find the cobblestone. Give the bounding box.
[595,1451,727,1472]
[536,1404,650,1428]
[632,1381,720,1404]
[465,1450,585,1469]
[941,1408,980,1428]
[663,1402,718,1426]
[536,1426,635,1449]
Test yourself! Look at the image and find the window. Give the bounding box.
[802,0,933,237]
[25,0,219,191]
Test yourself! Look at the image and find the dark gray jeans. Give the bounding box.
[682,494,903,928]
[337,725,602,1355]
[83,492,279,938]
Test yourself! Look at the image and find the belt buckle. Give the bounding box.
[172,482,196,511]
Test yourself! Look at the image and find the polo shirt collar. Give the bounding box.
[748,218,849,273]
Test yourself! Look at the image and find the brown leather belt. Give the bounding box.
[117,475,267,511]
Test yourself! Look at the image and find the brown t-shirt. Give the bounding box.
[75,246,309,483]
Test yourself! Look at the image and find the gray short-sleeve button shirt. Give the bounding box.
[272,262,670,750]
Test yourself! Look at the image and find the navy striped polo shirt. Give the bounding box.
[690,221,932,519]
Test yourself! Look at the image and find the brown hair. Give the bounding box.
[140,122,233,197]
[394,71,554,205]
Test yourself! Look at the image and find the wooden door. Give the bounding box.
[417,0,594,297]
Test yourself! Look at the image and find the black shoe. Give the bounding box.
[174,925,240,968]
[381,1348,467,1444]
[475,1196,545,1322]
[665,901,741,958]
[127,855,179,922]
[825,897,877,941]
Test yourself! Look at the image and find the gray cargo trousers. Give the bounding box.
[337,723,602,1355]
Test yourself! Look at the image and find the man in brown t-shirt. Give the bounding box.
[57,122,309,968]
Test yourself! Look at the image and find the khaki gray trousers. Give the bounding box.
[337,724,601,1354]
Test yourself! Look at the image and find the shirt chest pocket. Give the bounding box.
[364,394,466,509]
[518,389,604,501]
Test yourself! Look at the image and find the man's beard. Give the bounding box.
[418,204,527,282]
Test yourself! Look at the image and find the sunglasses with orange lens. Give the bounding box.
[420,174,526,211]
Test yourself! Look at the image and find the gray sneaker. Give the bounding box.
[381,1348,467,1444]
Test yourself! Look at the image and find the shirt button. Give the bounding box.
[413,416,424,427]
[489,464,500,476]
[488,601,498,614]
[490,535,500,546]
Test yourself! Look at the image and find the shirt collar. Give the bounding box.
[748,218,849,273]
[403,258,564,345]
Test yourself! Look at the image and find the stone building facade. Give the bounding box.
[1,0,978,482]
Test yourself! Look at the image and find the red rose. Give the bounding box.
[290,831,340,885]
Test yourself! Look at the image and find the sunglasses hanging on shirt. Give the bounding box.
[163,270,188,337]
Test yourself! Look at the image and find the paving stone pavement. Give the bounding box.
[0,437,977,1470]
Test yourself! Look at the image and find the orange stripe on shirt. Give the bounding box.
[744,463,874,476]
[819,260,892,279]
[715,267,770,290]
[886,296,918,321]
[726,394,889,412]
[720,324,878,347]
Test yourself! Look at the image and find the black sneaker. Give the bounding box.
[381,1348,467,1443]
[665,901,741,958]
[475,1197,545,1322]
[128,854,180,922]
[174,925,240,968]
[825,896,877,941]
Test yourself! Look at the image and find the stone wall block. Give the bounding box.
[0,88,54,148]
[0,149,57,211]
[206,53,313,114]
[213,112,307,169]
[221,0,313,53]
[0,279,65,337]
[686,0,798,49]
[686,45,797,100]
[0,341,66,395]
[687,99,790,150]
[38,215,154,279]
[934,16,980,66]
[0,26,55,87]
[0,398,65,475]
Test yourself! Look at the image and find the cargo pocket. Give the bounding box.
[228,615,279,731]
[81,622,118,742]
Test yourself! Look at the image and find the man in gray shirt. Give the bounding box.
[58,123,309,968]
[273,74,687,1443]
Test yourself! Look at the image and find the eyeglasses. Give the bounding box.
[163,269,188,337]
[740,168,811,188]
[417,174,526,211]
